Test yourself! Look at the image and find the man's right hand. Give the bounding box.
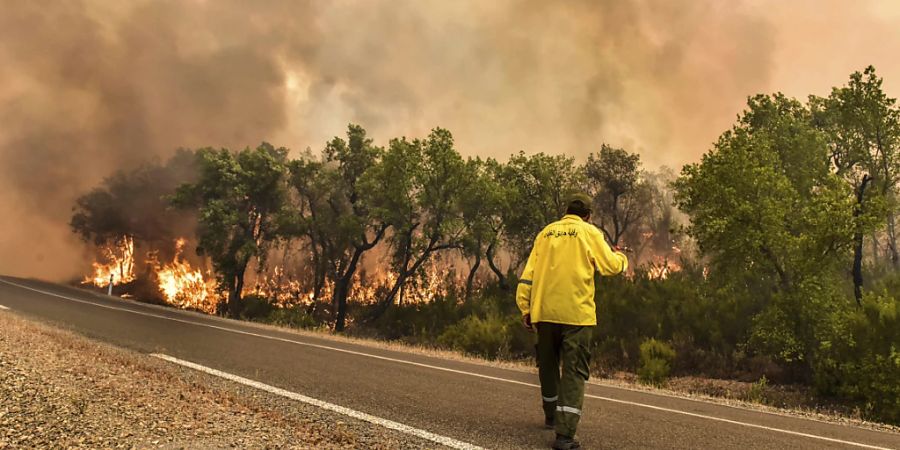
[522,313,534,332]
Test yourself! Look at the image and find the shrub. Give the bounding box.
[437,314,511,359]
[267,305,320,329]
[240,294,276,320]
[638,338,676,386]
[746,375,769,404]
[814,291,900,424]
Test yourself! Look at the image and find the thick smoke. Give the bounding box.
[1,0,899,280]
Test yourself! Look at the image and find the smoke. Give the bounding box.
[1,0,899,279]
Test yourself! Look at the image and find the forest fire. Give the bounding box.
[155,239,220,313]
[82,235,460,316]
[82,236,135,287]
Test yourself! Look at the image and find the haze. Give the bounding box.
[2,0,900,279]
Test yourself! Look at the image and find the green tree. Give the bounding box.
[583,145,653,246]
[500,152,583,271]
[811,66,900,281]
[364,128,467,316]
[458,157,508,299]
[172,143,289,317]
[674,93,859,365]
[285,125,388,331]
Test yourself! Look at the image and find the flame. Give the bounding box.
[155,239,221,313]
[84,234,464,319]
[645,247,683,280]
[82,236,135,287]
[251,258,457,308]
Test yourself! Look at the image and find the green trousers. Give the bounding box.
[536,322,593,438]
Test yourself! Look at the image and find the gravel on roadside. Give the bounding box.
[0,312,441,449]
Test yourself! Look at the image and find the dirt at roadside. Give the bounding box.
[0,313,439,449]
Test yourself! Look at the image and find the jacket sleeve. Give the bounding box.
[516,235,539,316]
[589,227,628,276]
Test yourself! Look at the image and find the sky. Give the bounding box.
[2,0,900,279]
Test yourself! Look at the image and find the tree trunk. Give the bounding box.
[228,264,247,318]
[852,175,873,305]
[486,242,508,290]
[370,271,409,320]
[887,211,899,268]
[465,253,481,302]
[333,248,363,332]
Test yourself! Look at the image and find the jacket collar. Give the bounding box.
[561,214,584,222]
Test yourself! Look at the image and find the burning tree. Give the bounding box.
[284,124,389,331]
[155,238,220,313]
[364,128,469,319]
[171,143,289,317]
[82,235,136,287]
[70,150,198,249]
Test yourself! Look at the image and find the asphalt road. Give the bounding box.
[1,276,898,450]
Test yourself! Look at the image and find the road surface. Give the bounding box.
[1,275,898,449]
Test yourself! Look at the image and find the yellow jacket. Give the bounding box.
[516,214,628,326]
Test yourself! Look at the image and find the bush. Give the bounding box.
[746,375,769,404]
[814,291,900,424]
[438,314,517,359]
[638,338,676,386]
[240,294,276,320]
[267,305,320,329]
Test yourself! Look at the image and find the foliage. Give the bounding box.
[268,305,321,330]
[584,145,653,246]
[284,125,388,331]
[813,291,900,423]
[239,294,276,320]
[637,338,676,386]
[171,143,289,316]
[438,314,511,359]
[70,149,197,247]
[500,152,584,271]
[363,128,469,316]
[746,375,769,404]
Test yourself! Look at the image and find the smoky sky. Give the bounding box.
[2,0,900,280]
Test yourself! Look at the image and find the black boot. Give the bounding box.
[551,434,581,449]
[544,416,555,429]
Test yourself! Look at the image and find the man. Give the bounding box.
[517,193,628,450]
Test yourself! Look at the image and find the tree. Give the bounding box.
[674,93,860,364]
[458,157,508,299]
[172,143,289,317]
[71,149,197,249]
[811,66,900,276]
[500,152,583,271]
[285,125,388,331]
[583,145,653,246]
[364,128,467,316]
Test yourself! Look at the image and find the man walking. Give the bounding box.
[517,193,628,449]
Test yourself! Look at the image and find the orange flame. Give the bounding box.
[82,236,135,287]
[156,239,221,313]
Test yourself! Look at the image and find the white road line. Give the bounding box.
[0,278,894,450]
[152,353,484,450]
[0,304,9,310]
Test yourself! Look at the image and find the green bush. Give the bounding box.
[746,375,769,404]
[638,338,676,386]
[814,291,900,424]
[267,305,320,329]
[437,314,512,359]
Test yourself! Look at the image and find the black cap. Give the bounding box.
[565,192,592,216]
